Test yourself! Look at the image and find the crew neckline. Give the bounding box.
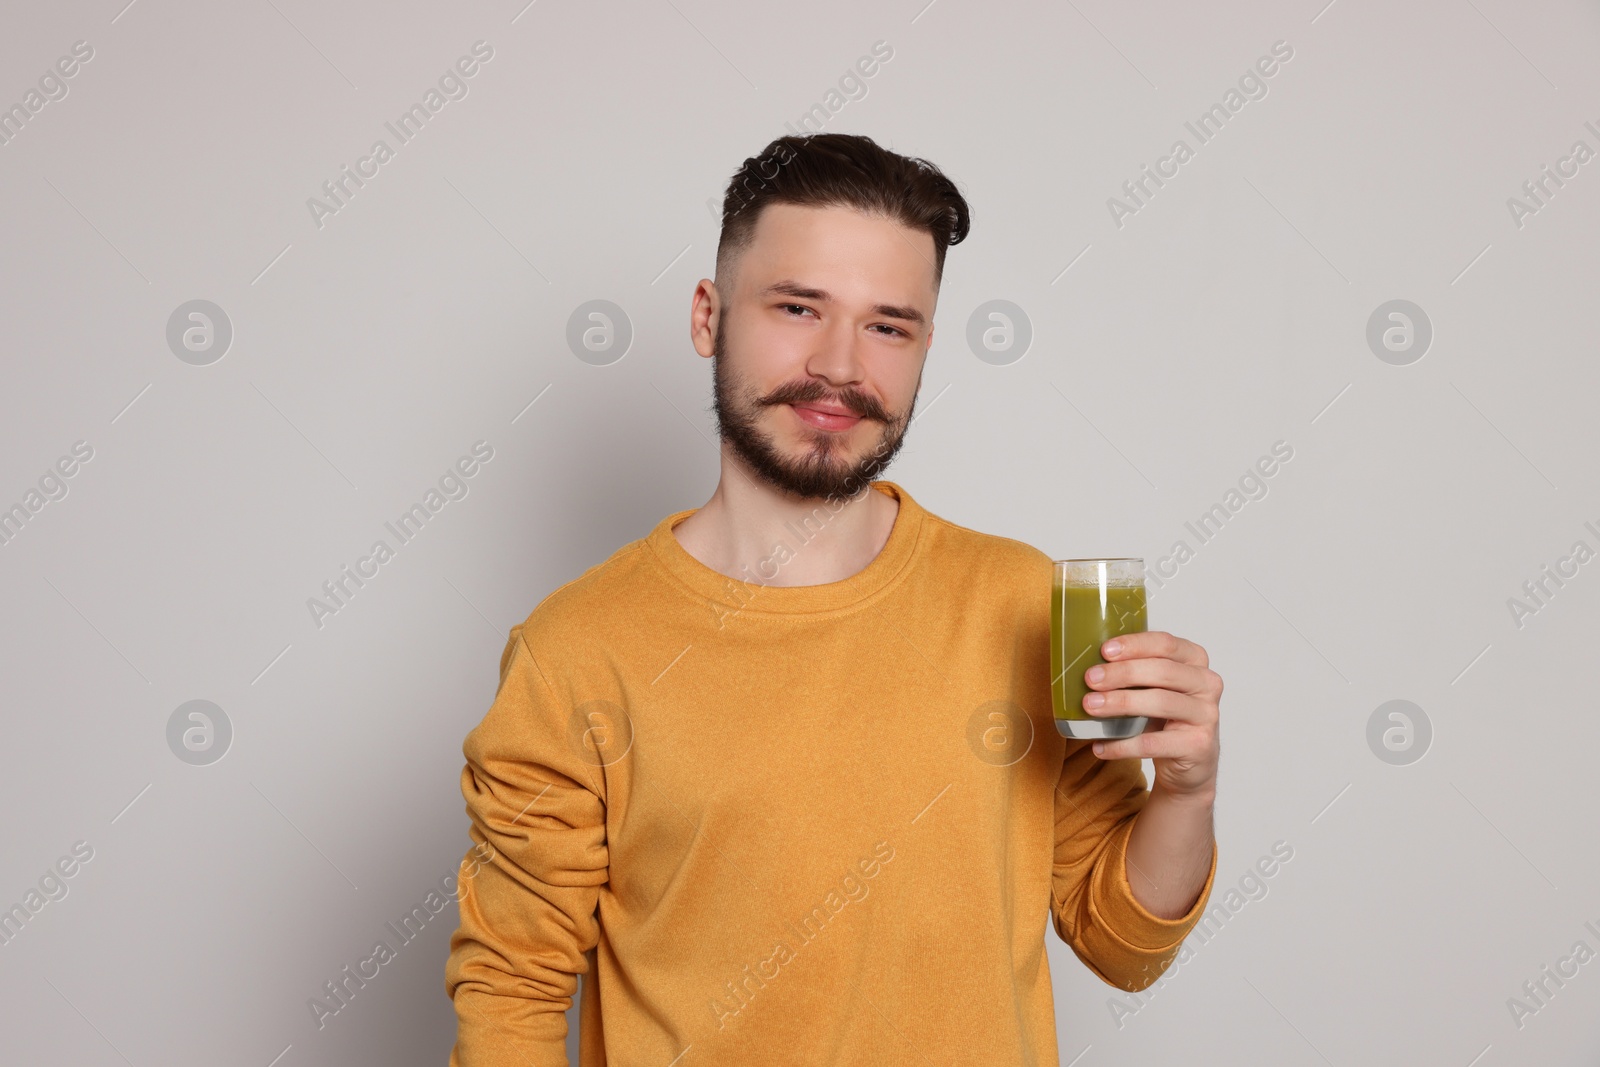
[643,479,925,616]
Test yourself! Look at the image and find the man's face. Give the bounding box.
[703,202,936,503]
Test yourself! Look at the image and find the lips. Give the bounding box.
[789,403,862,431]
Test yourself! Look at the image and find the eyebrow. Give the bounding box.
[759,280,927,329]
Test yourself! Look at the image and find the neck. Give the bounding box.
[672,457,898,587]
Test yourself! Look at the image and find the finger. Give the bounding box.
[1104,630,1209,669]
[1085,688,1211,724]
[1086,656,1216,698]
[1092,727,1202,761]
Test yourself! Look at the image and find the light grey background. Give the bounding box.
[2,0,1597,1064]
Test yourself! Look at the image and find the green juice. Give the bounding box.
[1051,582,1147,721]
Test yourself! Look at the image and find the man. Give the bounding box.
[445,133,1222,1066]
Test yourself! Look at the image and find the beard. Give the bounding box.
[709,313,920,503]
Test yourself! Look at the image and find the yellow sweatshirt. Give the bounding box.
[445,479,1217,1066]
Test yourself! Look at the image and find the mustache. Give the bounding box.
[763,384,887,422]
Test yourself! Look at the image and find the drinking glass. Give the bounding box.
[1051,558,1152,740]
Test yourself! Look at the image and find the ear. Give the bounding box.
[690,279,719,359]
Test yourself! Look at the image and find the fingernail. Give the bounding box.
[1092,742,1105,755]
[1086,666,1105,684]
[1103,640,1122,657]
[1084,693,1105,709]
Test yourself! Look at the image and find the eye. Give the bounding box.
[780,304,815,318]
[870,324,906,338]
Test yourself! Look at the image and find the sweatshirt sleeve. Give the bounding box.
[1049,740,1217,992]
[445,625,609,1067]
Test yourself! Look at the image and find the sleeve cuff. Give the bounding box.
[1088,816,1219,953]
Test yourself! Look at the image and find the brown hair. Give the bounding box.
[714,132,971,291]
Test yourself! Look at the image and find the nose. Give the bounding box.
[804,318,868,393]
